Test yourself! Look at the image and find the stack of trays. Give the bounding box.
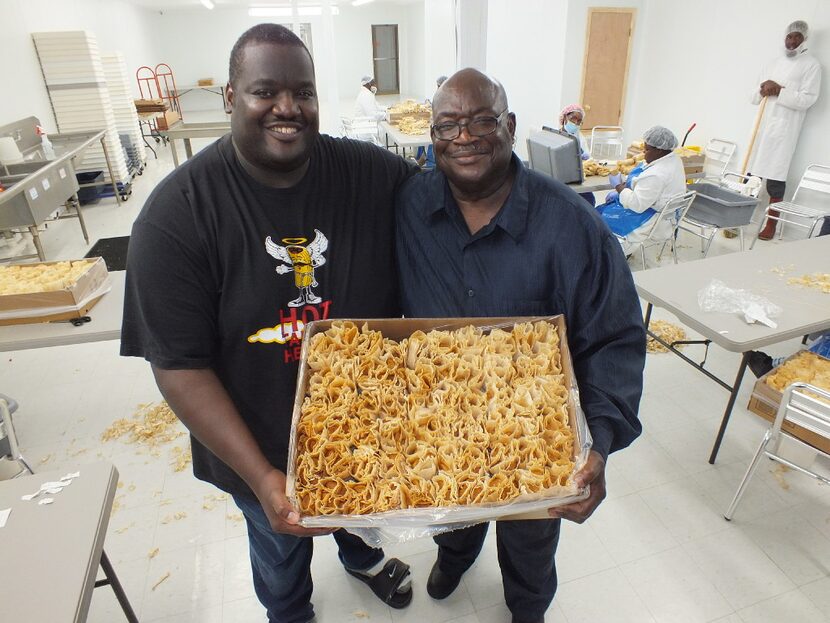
[101,52,146,168]
[31,31,130,185]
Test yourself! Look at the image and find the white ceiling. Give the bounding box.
[125,0,417,11]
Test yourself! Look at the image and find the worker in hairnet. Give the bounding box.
[749,20,821,241]
[596,125,686,257]
[559,103,594,206]
[354,75,387,120]
[418,76,450,168]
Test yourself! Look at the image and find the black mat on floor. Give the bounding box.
[84,235,129,271]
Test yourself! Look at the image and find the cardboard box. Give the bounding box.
[286,315,589,526]
[0,257,108,326]
[155,109,181,131]
[746,352,830,454]
[197,78,214,86]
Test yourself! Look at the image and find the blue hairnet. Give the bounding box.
[786,20,809,38]
[643,126,678,151]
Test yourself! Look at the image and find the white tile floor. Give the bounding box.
[3,118,830,622]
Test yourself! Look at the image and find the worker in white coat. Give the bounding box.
[354,75,387,120]
[749,20,821,241]
[598,126,686,257]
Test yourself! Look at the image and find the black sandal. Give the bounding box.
[345,558,413,609]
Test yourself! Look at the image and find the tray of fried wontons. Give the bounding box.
[286,316,592,530]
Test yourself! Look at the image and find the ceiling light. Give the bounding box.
[351,0,375,6]
[248,6,339,17]
[200,0,215,9]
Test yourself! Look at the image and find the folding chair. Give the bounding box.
[615,189,697,269]
[0,394,33,478]
[678,172,761,257]
[701,138,737,180]
[750,164,830,248]
[589,126,624,161]
[342,115,382,146]
[724,382,830,521]
[0,394,139,621]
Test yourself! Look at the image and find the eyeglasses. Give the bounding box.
[431,109,509,141]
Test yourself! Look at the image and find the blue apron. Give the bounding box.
[596,163,653,237]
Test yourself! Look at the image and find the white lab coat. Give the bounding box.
[747,50,821,182]
[617,152,687,256]
[354,87,386,121]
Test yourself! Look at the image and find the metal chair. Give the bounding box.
[0,394,33,478]
[750,164,830,248]
[701,138,737,180]
[615,189,697,269]
[589,126,624,161]
[678,172,761,257]
[724,382,830,521]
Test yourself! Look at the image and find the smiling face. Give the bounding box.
[431,70,516,196]
[226,42,319,185]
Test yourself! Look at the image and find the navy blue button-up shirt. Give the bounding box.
[395,155,645,459]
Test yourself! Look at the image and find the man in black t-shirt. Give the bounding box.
[121,24,415,623]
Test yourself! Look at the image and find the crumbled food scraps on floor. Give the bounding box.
[647,320,688,353]
[115,522,135,534]
[101,401,184,447]
[227,512,244,523]
[161,511,187,524]
[148,547,160,559]
[170,445,192,472]
[770,264,795,276]
[152,571,171,590]
[787,272,830,294]
[770,463,791,490]
[353,611,370,619]
[39,454,52,465]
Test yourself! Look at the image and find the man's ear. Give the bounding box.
[225,82,234,114]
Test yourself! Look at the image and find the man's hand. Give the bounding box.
[614,183,627,193]
[548,450,606,524]
[760,80,782,97]
[254,468,334,537]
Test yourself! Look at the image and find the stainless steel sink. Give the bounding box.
[0,117,102,261]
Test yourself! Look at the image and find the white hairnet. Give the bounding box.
[436,75,448,87]
[643,126,678,150]
[361,75,373,85]
[786,20,809,38]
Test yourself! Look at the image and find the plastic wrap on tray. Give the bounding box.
[285,316,592,546]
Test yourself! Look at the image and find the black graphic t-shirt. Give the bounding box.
[121,134,415,496]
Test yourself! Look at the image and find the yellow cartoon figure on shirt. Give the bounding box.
[265,229,329,308]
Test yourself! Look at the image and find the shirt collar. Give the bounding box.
[423,153,530,242]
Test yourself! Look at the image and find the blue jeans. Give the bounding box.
[434,519,561,622]
[233,495,384,623]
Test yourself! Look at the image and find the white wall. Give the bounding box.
[423,0,457,100]
[626,0,828,194]
[486,0,570,159]
[0,0,161,133]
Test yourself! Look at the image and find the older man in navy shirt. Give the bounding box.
[396,69,645,623]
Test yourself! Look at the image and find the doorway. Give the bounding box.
[580,8,636,129]
[372,24,400,95]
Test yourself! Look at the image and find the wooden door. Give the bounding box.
[580,8,636,129]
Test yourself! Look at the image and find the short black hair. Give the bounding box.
[228,24,313,86]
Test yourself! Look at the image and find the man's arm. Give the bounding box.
[776,62,821,110]
[153,366,330,537]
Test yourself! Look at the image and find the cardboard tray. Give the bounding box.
[286,315,590,526]
[746,351,830,454]
[388,110,432,124]
[0,257,108,326]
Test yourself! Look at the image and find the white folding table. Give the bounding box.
[0,270,125,352]
[0,462,138,621]
[633,236,830,463]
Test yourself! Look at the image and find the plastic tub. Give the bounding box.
[76,171,104,204]
[685,182,758,228]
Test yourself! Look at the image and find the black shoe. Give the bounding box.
[426,560,463,600]
[746,350,774,378]
[512,618,544,623]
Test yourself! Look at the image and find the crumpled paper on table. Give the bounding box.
[697,279,782,328]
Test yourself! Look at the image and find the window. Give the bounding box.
[371,24,399,95]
